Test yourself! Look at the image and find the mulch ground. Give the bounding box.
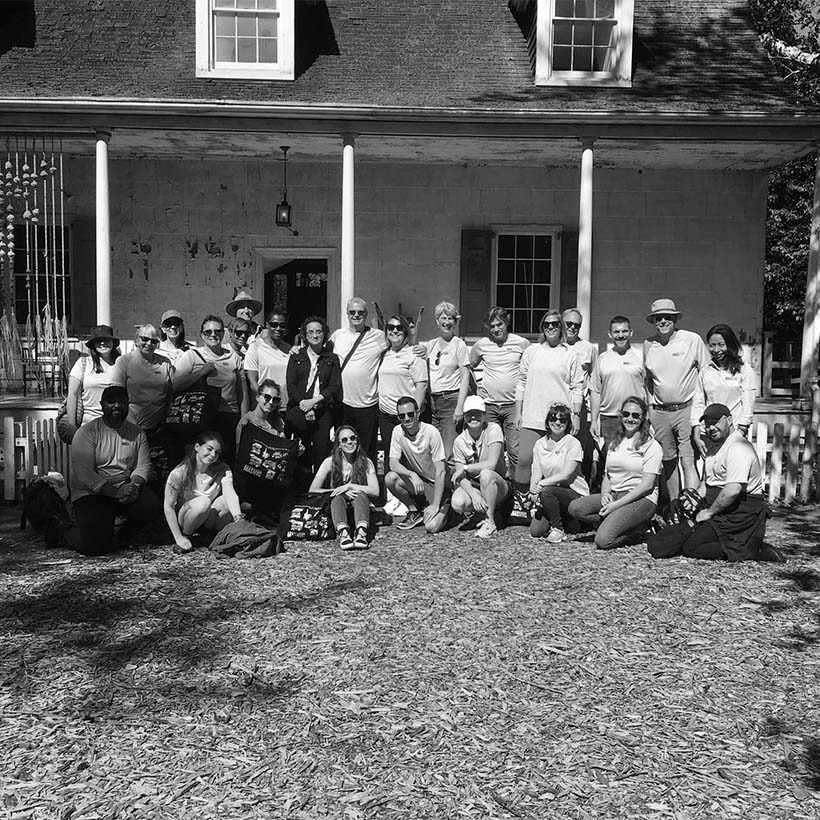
[2,503,820,820]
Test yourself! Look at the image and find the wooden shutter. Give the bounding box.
[460,229,494,336]
[559,229,579,310]
[70,220,96,335]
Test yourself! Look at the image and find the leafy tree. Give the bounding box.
[749,0,820,341]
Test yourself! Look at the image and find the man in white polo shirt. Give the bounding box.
[643,298,710,518]
[330,297,389,463]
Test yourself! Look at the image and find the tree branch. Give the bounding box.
[761,33,820,67]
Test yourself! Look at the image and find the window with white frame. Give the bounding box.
[195,0,295,81]
[495,232,559,336]
[535,0,633,87]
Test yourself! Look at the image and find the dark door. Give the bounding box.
[264,258,328,340]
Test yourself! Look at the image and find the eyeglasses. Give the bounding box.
[621,411,643,420]
[202,328,222,336]
[268,322,287,329]
[348,310,366,317]
[94,339,112,346]
[652,315,675,323]
[139,336,160,345]
[338,435,358,444]
[162,320,182,329]
[547,413,569,423]
[234,330,250,339]
[386,324,404,332]
[259,394,280,403]
[397,411,417,420]
[464,411,484,419]
[564,322,581,330]
[542,321,561,329]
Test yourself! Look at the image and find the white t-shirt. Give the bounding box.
[424,336,469,394]
[529,434,589,496]
[605,436,663,504]
[244,336,291,407]
[516,342,583,431]
[452,422,507,478]
[691,362,757,429]
[378,348,427,415]
[704,430,764,495]
[176,346,242,413]
[566,338,598,393]
[158,340,190,365]
[331,327,389,408]
[69,355,115,425]
[643,329,710,406]
[166,462,231,509]
[591,347,645,417]
[469,333,530,404]
[389,422,445,483]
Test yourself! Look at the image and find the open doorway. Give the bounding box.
[264,258,328,337]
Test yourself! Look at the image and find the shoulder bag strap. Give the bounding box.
[340,329,368,373]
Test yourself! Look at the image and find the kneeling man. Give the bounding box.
[67,385,161,555]
[450,396,509,539]
[651,403,769,561]
[385,396,449,533]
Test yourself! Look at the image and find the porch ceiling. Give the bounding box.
[16,129,811,170]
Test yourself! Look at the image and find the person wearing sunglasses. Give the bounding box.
[469,306,530,472]
[158,309,190,364]
[450,396,509,539]
[514,308,583,509]
[329,297,389,464]
[414,301,471,466]
[173,315,244,463]
[244,307,292,409]
[643,298,711,521]
[385,396,449,533]
[286,316,342,471]
[310,425,379,550]
[378,314,428,463]
[235,378,287,453]
[528,403,589,543]
[569,397,663,550]
[227,318,254,358]
[110,323,173,433]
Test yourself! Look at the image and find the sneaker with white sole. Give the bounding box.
[546,527,566,543]
[338,528,355,550]
[397,510,424,530]
[475,519,497,539]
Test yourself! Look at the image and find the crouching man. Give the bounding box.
[649,403,777,561]
[385,396,449,533]
[66,385,161,555]
[450,396,509,539]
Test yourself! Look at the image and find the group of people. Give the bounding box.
[56,290,775,563]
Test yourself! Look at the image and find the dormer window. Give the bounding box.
[196,0,295,81]
[535,0,633,87]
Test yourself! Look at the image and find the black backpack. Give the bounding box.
[20,478,70,536]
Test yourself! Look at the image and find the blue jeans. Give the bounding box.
[430,390,460,465]
[568,493,656,550]
[485,401,520,469]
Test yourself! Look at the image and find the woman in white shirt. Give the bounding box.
[528,403,589,543]
[569,397,663,550]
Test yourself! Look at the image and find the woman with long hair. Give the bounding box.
[164,431,243,554]
[309,425,379,550]
[65,324,122,436]
[568,397,663,550]
[514,308,583,504]
[158,309,190,364]
[285,315,342,471]
[692,324,757,452]
[528,402,589,543]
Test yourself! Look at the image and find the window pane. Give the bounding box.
[258,17,277,37]
[236,0,255,8]
[214,0,237,8]
[237,15,256,36]
[596,0,615,18]
[593,46,611,70]
[532,286,550,309]
[498,234,515,258]
[257,0,277,7]
[533,260,549,282]
[554,0,574,17]
[516,235,533,258]
[511,310,532,334]
[553,45,572,70]
[516,260,533,284]
[575,21,593,45]
[215,36,236,61]
[594,23,614,46]
[575,0,595,18]
[498,259,515,283]
[514,285,531,309]
[573,47,593,71]
[534,235,550,259]
[237,37,257,61]
[553,20,573,46]
[497,285,514,309]
[258,38,277,62]
[214,13,235,35]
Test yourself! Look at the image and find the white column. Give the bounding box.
[95,131,112,326]
[576,140,594,341]
[340,133,356,329]
[800,151,820,398]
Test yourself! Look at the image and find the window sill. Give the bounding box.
[535,75,632,88]
[196,65,295,81]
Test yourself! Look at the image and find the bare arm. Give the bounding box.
[220,472,243,519]
[696,482,743,522]
[66,376,83,429]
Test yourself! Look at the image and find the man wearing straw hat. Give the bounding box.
[643,298,710,520]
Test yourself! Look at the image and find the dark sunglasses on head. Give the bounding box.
[398,411,417,420]
[268,322,287,329]
[338,435,358,444]
[564,321,581,330]
[139,336,160,345]
[542,321,561,329]
[386,323,404,332]
[259,394,280,403]
[621,411,643,420]
[202,329,222,336]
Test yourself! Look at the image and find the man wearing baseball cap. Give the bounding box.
[642,298,710,520]
[450,396,509,539]
[648,403,780,561]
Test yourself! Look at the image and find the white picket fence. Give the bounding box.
[2,417,71,502]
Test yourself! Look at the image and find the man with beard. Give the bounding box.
[66,385,160,555]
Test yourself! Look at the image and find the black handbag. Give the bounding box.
[283,492,334,541]
[236,422,299,488]
[166,350,221,432]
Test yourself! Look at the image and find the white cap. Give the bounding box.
[463,396,486,414]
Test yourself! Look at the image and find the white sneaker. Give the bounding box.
[475,520,497,539]
[546,527,566,543]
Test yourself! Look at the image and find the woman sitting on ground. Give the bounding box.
[164,431,243,554]
[528,403,589,543]
[309,425,379,550]
[568,397,663,550]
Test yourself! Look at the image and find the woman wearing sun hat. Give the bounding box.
[64,324,122,436]
[225,289,262,339]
